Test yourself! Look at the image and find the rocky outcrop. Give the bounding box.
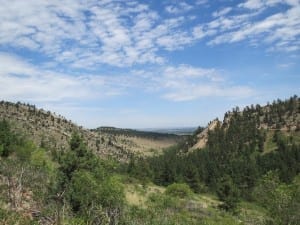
[191,119,220,150]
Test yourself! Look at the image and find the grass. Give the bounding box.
[237,201,268,225]
[123,180,268,225]
[263,131,277,154]
[125,183,165,208]
[263,130,300,155]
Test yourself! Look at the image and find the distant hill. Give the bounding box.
[140,127,197,135]
[0,101,180,160]
[93,126,180,139]
[93,126,182,156]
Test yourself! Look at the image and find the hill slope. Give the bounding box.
[0,101,180,160]
[191,95,300,151]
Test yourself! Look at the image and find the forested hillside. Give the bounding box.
[0,96,299,225]
[191,95,299,150]
[129,95,300,224]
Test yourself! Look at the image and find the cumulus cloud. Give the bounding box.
[0,0,209,68]
[208,0,300,51]
[0,0,298,72]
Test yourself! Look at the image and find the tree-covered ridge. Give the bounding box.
[223,94,299,131]
[191,95,299,151]
[129,95,300,224]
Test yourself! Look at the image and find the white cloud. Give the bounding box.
[196,0,208,5]
[212,7,232,17]
[0,0,208,68]
[0,53,255,105]
[0,53,128,103]
[159,66,254,101]
[165,2,193,14]
[239,0,299,10]
[132,65,254,102]
[1,0,296,72]
[239,0,266,9]
[163,85,254,102]
[208,1,300,52]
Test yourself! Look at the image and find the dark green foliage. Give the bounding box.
[0,119,14,156]
[127,156,152,183]
[257,132,300,183]
[58,133,100,182]
[216,175,240,211]
[184,164,202,193]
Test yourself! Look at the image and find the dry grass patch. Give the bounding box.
[125,184,165,208]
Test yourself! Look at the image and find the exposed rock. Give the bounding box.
[191,119,219,150]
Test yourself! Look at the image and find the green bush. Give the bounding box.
[0,120,14,157]
[15,140,36,161]
[30,147,56,173]
[148,192,179,209]
[253,173,300,225]
[165,183,192,198]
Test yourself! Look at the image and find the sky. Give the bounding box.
[0,0,299,129]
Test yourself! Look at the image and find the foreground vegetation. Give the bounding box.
[0,121,245,225]
[0,96,299,225]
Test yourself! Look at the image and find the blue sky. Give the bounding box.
[0,0,299,128]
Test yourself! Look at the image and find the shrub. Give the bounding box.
[165,183,192,198]
[0,120,14,157]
